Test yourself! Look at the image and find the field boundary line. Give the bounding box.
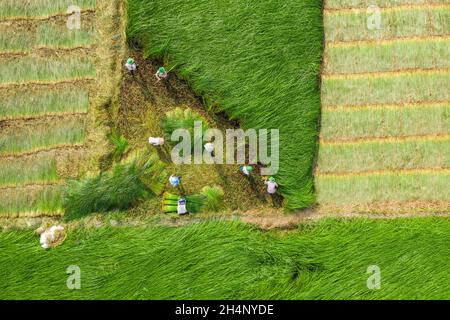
[315,167,450,178]
[0,9,95,22]
[0,111,88,122]
[326,35,450,47]
[0,78,95,89]
[324,3,450,15]
[0,144,86,160]
[320,133,450,145]
[322,100,450,110]
[0,181,64,191]
[0,45,96,57]
[322,101,449,112]
[323,68,450,80]
[0,211,63,219]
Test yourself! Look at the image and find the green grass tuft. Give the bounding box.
[63,150,168,220]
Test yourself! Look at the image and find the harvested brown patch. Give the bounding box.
[117,45,271,212]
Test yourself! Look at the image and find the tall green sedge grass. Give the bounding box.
[323,73,450,106]
[325,40,450,74]
[0,89,89,119]
[127,0,324,209]
[318,139,450,173]
[325,8,450,42]
[0,186,62,216]
[0,157,58,186]
[161,107,209,150]
[0,218,449,299]
[63,150,167,220]
[321,104,450,140]
[317,172,450,204]
[0,56,95,84]
[201,185,225,212]
[0,118,86,155]
[0,0,96,19]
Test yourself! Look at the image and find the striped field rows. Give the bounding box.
[317,1,450,212]
[0,21,97,53]
[324,39,450,74]
[0,87,89,120]
[0,1,102,217]
[324,5,449,42]
[321,103,450,140]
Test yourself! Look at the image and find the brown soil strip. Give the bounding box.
[0,211,63,219]
[320,133,450,145]
[0,144,86,160]
[322,101,449,112]
[0,46,95,58]
[323,99,450,109]
[324,3,450,14]
[0,111,88,122]
[315,167,450,178]
[327,35,450,47]
[0,78,95,89]
[0,181,64,190]
[323,68,450,80]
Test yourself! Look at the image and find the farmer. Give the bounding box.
[204,141,215,157]
[177,198,188,215]
[148,136,165,146]
[155,66,168,82]
[240,165,254,177]
[39,225,65,249]
[169,174,181,187]
[265,177,279,195]
[124,58,137,74]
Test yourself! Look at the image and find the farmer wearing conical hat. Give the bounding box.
[265,176,278,195]
[155,66,168,82]
[240,165,254,177]
[125,58,137,74]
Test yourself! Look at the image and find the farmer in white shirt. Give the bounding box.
[155,66,168,82]
[125,58,137,74]
[177,198,188,215]
[204,142,214,157]
[265,177,279,195]
[39,225,65,249]
[148,137,165,146]
[240,165,254,177]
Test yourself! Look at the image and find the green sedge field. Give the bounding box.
[0,0,448,300]
[1,218,449,299]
